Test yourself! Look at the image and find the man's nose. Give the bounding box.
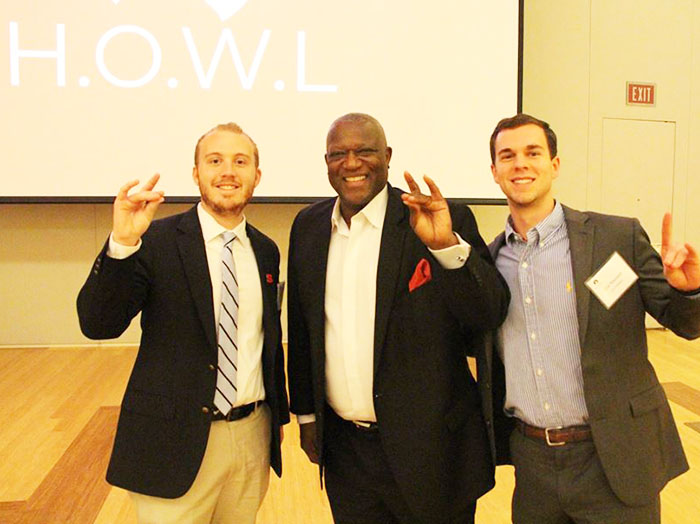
[343,150,361,169]
[222,160,236,174]
[513,153,527,168]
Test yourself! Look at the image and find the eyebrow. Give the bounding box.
[204,152,251,159]
[497,144,545,156]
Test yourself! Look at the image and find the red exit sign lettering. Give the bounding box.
[626,82,656,106]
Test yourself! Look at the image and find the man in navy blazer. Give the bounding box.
[487,113,700,523]
[287,113,510,523]
[77,123,289,524]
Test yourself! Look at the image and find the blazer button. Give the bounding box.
[208,364,215,371]
[202,406,210,414]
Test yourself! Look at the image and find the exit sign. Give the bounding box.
[627,82,656,106]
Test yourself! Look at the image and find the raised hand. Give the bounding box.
[661,212,700,292]
[400,172,458,250]
[112,174,165,246]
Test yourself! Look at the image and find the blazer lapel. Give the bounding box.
[563,205,595,349]
[373,187,408,374]
[176,206,216,349]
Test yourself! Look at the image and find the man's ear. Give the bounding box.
[551,156,561,180]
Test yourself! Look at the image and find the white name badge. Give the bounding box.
[585,251,638,310]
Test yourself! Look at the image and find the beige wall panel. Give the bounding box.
[522,0,591,209]
[588,0,692,227]
[600,118,675,243]
[0,205,97,346]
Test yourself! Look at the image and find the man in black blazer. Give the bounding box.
[488,113,700,523]
[287,113,510,523]
[77,123,289,523]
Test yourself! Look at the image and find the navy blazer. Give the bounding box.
[287,186,510,522]
[77,205,289,498]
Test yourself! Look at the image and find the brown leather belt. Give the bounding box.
[212,401,262,422]
[516,419,592,446]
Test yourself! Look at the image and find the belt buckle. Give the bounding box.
[545,426,565,447]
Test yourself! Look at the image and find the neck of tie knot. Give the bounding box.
[222,231,236,247]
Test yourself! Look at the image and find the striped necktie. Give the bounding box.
[214,231,239,414]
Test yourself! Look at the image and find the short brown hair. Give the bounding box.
[490,114,557,163]
[194,123,259,167]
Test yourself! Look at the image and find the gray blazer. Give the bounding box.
[489,205,700,506]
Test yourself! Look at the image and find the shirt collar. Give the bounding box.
[505,200,565,246]
[197,202,249,246]
[331,185,389,231]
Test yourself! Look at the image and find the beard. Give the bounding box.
[198,181,253,219]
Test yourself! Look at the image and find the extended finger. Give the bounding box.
[128,190,165,204]
[401,190,431,206]
[423,175,445,201]
[661,212,672,254]
[404,171,421,193]
[141,173,161,191]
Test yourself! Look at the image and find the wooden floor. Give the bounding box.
[1,331,699,523]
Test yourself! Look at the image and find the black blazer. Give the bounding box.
[77,206,289,498]
[287,186,510,522]
[489,205,700,506]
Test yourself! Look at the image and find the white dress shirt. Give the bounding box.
[108,203,265,407]
[324,187,389,421]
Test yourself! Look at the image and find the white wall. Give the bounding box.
[2,0,699,346]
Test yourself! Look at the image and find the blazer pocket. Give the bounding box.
[629,384,666,417]
[122,389,175,420]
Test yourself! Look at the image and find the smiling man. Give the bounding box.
[488,113,700,523]
[287,113,510,523]
[77,123,289,524]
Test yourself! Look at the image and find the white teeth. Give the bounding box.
[513,179,533,184]
[345,175,366,182]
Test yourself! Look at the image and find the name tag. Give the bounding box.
[585,251,638,309]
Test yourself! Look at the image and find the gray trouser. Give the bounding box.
[510,428,660,524]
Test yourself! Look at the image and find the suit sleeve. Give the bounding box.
[76,239,151,339]
[433,203,510,332]
[633,218,700,339]
[286,216,316,416]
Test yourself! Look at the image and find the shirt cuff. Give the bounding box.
[429,232,472,269]
[297,413,316,425]
[107,233,142,259]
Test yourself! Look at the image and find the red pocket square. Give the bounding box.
[408,258,432,292]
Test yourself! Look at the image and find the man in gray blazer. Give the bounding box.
[488,113,700,523]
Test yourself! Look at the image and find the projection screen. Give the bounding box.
[1,1,521,202]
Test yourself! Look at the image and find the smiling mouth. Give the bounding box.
[216,183,240,190]
[344,175,368,183]
[512,178,535,185]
